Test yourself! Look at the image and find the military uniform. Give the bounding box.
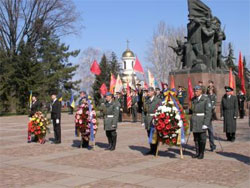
[177,90,187,106]
[207,93,217,151]
[115,96,123,122]
[221,94,238,141]
[142,95,162,155]
[131,95,138,122]
[103,98,119,150]
[51,98,62,144]
[237,93,245,119]
[190,93,212,159]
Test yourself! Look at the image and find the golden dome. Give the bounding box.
[122,49,135,58]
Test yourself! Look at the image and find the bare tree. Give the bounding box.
[0,0,82,55]
[77,47,102,92]
[146,21,185,83]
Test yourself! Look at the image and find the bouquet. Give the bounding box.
[75,97,98,142]
[153,92,189,146]
[28,111,50,144]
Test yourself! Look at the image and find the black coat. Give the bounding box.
[221,95,238,133]
[29,101,41,117]
[51,100,61,120]
[237,94,245,110]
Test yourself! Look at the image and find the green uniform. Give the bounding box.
[190,94,212,159]
[103,100,119,150]
[115,97,123,122]
[141,96,162,155]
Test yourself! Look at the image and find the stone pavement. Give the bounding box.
[0,114,249,188]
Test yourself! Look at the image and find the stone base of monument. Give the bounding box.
[169,70,235,117]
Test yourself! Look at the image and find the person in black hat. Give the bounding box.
[221,86,238,142]
[103,92,119,151]
[190,85,212,159]
[136,83,143,113]
[51,91,62,144]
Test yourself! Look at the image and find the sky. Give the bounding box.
[61,0,250,67]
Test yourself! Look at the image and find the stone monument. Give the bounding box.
[169,0,235,115]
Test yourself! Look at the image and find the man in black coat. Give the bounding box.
[221,86,238,142]
[51,91,62,144]
[237,90,245,119]
[29,93,42,117]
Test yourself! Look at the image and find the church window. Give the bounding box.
[124,61,126,69]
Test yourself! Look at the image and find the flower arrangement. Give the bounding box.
[153,94,189,146]
[75,97,98,142]
[28,111,50,144]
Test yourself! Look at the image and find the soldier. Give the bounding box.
[131,89,138,122]
[115,92,123,122]
[237,90,245,119]
[51,91,62,144]
[141,87,162,155]
[136,83,143,113]
[155,88,163,100]
[198,81,206,94]
[103,92,119,151]
[206,80,217,94]
[207,88,217,151]
[28,92,42,143]
[221,86,238,142]
[29,93,42,117]
[177,86,187,106]
[190,86,212,159]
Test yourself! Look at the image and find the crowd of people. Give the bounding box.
[28,80,246,159]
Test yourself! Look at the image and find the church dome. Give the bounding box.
[122,49,135,58]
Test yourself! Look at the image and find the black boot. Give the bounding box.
[192,141,199,158]
[110,133,117,151]
[198,142,206,159]
[82,139,89,148]
[105,136,112,150]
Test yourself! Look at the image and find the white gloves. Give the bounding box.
[141,123,145,127]
[56,119,60,124]
[112,125,116,128]
[234,116,237,119]
[202,125,208,130]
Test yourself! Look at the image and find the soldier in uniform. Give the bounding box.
[103,92,119,151]
[136,83,143,113]
[198,81,206,94]
[177,86,187,106]
[131,89,138,122]
[141,87,162,155]
[237,90,245,119]
[51,91,62,144]
[28,92,42,143]
[221,86,238,142]
[207,88,217,151]
[115,92,123,122]
[155,88,163,100]
[190,86,212,159]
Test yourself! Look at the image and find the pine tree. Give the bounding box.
[92,54,110,104]
[224,43,236,69]
[109,52,121,78]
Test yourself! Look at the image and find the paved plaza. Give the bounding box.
[0,114,249,188]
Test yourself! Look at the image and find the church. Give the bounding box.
[120,43,140,88]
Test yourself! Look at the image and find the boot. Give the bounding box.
[110,133,117,151]
[145,144,154,155]
[192,141,199,158]
[105,136,112,150]
[198,142,206,159]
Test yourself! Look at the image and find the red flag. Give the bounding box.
[229,68,235,89]
[170,75,175,90]
[90,60,101,75]
[126,82,132,109]
[133,56,144,73]
[109,73,116,94]
[100,83,108,96]
[188,77,194,102]
[238,52,246,94]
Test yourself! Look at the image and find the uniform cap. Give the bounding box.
[194,85,202,91]
[225,86,233,92]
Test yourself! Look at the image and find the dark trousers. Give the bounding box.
[132,107,137,122]
[106,130,117,149]
[118,110,122,122]
[53,119,61,142]
[239,109,245,118]
[193,132,206,155]
[226,132,236,141]
[147,130,158,154]
[207,124,216,149]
